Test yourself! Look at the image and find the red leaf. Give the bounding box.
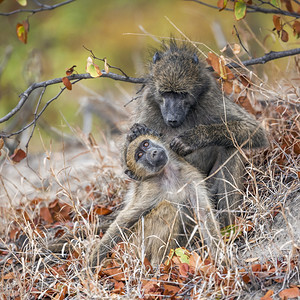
[10,148,26,163]
[62,76,72,90]
[279,287,300,299]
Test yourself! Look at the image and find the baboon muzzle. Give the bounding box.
[147,148,167,167]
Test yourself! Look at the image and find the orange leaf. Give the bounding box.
[163,283,180,296]
[281,29,289,42]
[65,65,76,76]
[10,148,26,163]
[206,52,220,75]
[222,80,233,95]
[16,20,29,44]
[292,21,300,37]
[217,0,228,11]
[279,287,300,299]
[261,290,274,300]
[236,96,257,115]
[40,206,54,223]
[94,205,112,216]
[62,76,72,90]
[273,15,282,32]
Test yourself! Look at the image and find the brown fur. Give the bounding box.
[131,41,268,226]
[89,127,220,267]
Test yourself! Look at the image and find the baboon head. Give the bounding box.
[148,41,211,128]
[126,134,168,180]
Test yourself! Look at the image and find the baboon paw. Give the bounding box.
[127,123,160,142]
[127,123,149,142]
[170,137,194,156]
[125,169,141,181]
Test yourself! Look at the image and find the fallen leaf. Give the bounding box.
[40,206,54,224]
[261,289,274,300]
[279,287,300,299]
[0,138,4,150]
[94,205,113,216]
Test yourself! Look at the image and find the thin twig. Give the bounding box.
[0,0,76,16]
[25,86,46,152]
[233,25,252,58]
[83,46,129,77]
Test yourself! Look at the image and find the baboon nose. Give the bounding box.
[167,120,179,127]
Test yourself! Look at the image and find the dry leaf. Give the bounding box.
[10,148,26,163]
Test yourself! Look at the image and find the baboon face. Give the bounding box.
[135,139,168,176]
[157,91,195,128]
[150,49,202,128]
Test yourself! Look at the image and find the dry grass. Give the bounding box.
[0,63,299,299]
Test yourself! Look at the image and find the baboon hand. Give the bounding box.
[125,169,141,181]
[170,136,194,156]
[127,123,160,142]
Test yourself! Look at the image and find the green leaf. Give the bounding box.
[175,248,190,264]
[234,0,247,20]
[86,57,102,78]
[270,0,280,8]
[16,0,27,6]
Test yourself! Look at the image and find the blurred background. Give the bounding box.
[0,0,297,152]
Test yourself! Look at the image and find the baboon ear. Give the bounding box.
[192,53,199,64]
[153,52,161,63]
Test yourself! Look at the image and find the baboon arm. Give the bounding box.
[171,120,268,156]
[89,198,155,267]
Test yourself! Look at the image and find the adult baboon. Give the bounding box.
[131,40,268,226]
[89,123,220,268]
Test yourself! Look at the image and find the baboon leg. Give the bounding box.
[208,148,244,227]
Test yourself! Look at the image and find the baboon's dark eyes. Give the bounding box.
[143,141,149,147]
[137,151,143,158]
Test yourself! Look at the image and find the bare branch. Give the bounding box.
[226,48,300,69]
[0,0,76,16]
[0,47,299,139]
[186,0,300,18]
[0,72,145,125]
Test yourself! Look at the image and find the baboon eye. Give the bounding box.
[143,141,149,147]
[137,151,143,159]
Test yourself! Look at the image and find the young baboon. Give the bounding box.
[131,40,268,226]
[89,123,220,268]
